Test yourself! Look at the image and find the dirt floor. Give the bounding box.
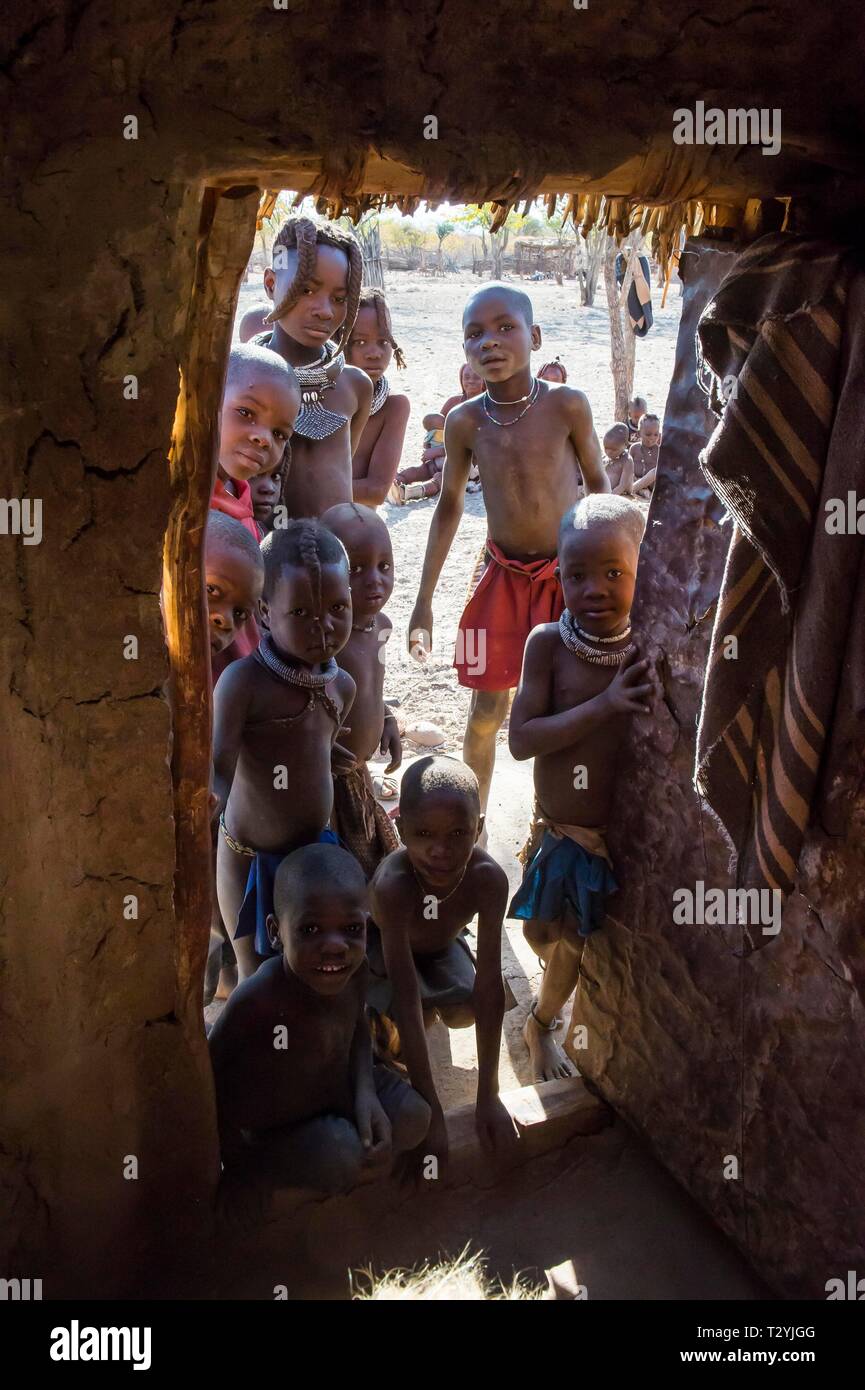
[223,268,683,1102]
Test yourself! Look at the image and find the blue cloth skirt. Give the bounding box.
[508,831,617,936]
[234,827,341,958]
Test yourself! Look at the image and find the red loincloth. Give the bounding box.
[454,539,563,691]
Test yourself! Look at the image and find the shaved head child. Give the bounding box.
[208,844,430,1194]
[409,283,610,815]
[508,496,654,1082]
[320,503,401,876]
[212,520,356,982]
[602,423,634,496]
[254,215,373,517]
[370,756,518,1175]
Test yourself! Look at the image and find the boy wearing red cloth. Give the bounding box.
[409,285,609,812]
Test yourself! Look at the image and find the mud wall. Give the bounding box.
[2,2,864,1296]
[578,238,865,1298]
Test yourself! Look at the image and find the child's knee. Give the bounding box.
[437,1001,475,1029]
[295,1116,364,1195]
[523,918,560,953]
[467,690,509,736]
[391,1091,432,1155]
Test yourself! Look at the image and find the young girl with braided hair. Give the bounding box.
[213,519,356,982]
[345,288,411,508]
[255,215,373,518]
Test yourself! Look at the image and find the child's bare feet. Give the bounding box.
[523,1006,577,1083]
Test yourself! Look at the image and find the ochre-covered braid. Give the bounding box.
[360,286,406,368]
[298,519,323,620]
[267,216,363,352]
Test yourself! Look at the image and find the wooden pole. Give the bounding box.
[163,184,260,1020]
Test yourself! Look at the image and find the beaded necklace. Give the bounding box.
[368,375,391,416]
[482,377,540,427]
[255,635,338,688]
[252,333,348,440]
[558,609,635,666]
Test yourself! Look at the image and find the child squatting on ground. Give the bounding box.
[508,495,655,1082]
[212,520,356,983]
[409,283,610,815]
[370,756,518,1175]
[208,843,430,1195]
[319,502,402,876]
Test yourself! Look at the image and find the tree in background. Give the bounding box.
[435,219,455,272]
[542,198,578,284]
[453,204,527,277]
[603,230,647,420]
[344,211,385,288]
[578,224,605,306]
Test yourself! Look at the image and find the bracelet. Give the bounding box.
[383,713,398,723]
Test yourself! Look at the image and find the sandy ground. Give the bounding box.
[227,269,682,1102]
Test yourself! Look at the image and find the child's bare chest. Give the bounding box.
[551,646,614,713]
[243,673,338,756]
[406,887,476,955]
[252,999,358,1124]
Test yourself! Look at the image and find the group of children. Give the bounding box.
[201,213,656,1198]
[601,396,661,499]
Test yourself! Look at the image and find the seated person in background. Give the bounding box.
[346,288,411,508]
[237,303,274,344]
[248,452,289,537]
[392,364,484,503]
[626,395,647,442]
[629,413,661,498]
[508,496,653,1082]
[319,502,402,874]
[208,844,431,1195]
[602,423,634,495]
[370,756,519,1175]
[538,357,568,383]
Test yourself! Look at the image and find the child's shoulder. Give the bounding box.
[374,611,393,636]
[445,394,482,429]
[209,957,283,1041]
[467,846,509,899]
[213,651,262,698]
[370,847,414,909]
[544,381,589,412]
[524,621,562,659]
[383,389,410,416]
[343,363,374,399]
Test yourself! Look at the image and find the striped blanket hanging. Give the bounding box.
[694,233,865,949]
